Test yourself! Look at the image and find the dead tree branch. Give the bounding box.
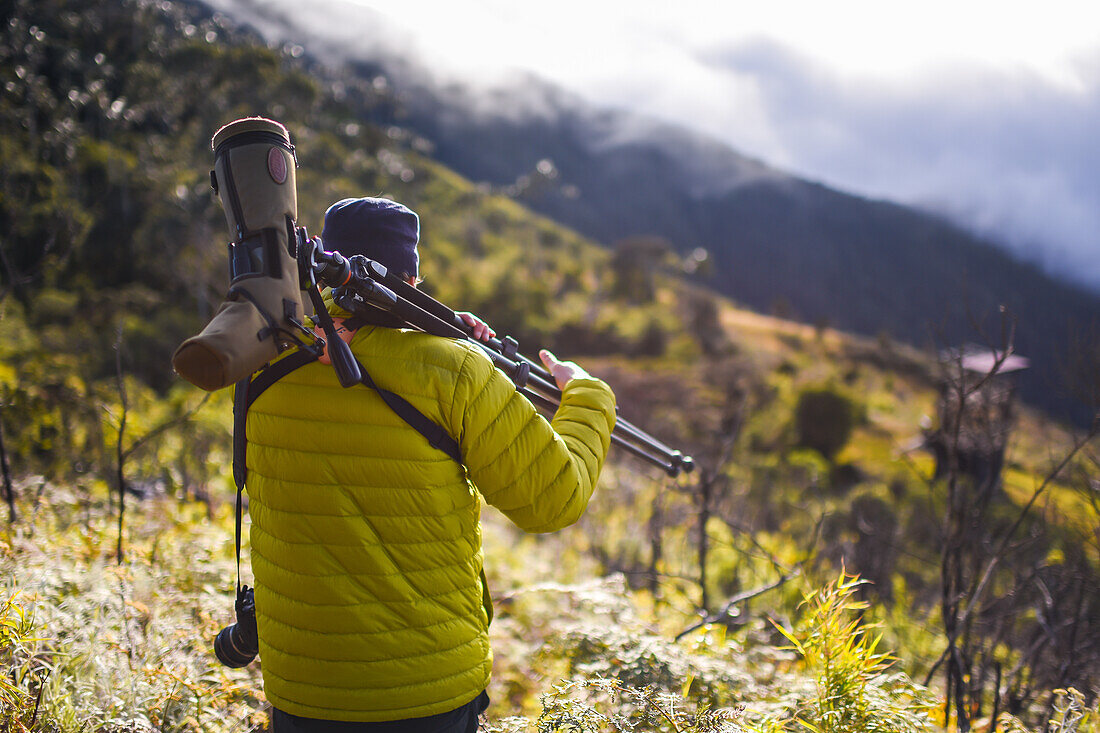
[675,571,800,641]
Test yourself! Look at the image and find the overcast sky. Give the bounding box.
[213,0,1100,291]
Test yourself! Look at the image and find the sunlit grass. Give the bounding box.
[1,486,266,732]
[4,479,1093,732]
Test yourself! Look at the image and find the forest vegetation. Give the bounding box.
[1,0,1098,731]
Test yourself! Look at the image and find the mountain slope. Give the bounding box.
[191,0,1098,422]
[378,76,1099,422]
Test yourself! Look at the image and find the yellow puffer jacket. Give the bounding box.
[244,318,616,721]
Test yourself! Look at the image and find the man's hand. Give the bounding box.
[457,312,496,343]
[539,349,590,390]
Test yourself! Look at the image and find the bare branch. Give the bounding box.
[674,571,799,641]
[957,419,1100,631]
[115,325,128,564]
[0,417,16,524]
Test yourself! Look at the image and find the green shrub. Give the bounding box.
[769,572,936,733]
[792,387,860,461]
[0,591,45,733]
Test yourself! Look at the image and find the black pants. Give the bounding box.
[271,691,489,733]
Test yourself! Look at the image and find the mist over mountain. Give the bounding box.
[384,74,1097,416]
[194,0,1099,423]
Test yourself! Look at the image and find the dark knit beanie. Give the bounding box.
[321,197,420,279]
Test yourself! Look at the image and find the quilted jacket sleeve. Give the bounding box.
[450,347,616,533]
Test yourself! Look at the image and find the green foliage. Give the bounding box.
[767,572,936,733]
[0,297,229,496]
[535,677,744,733]
[610,237,675,305]
[0,590,42,732]
[792,386,861,461]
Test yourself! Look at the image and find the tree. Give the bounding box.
[920,314,1100,730]
[610,236,673,304]
[794,385,860,461]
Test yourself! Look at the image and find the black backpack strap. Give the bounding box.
[232,345,461,500]
[227,344,462,594]
[232,377,251,493]
[353,357,463,464]
[231,349,320,593]
[231,377,250,593]
[232,347,322,506]
[244,348,321,410]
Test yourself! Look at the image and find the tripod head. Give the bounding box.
[295,229,362,388]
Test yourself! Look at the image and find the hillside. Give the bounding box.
[379,72,1100,427]
[4,283,1098,730]
[0,0,1097,730]
[191,0,1099,425]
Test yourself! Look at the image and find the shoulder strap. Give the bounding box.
[231,377,251,594]
[228,346,462,592]
[232,347,321,590]
[353,357,463,464]
[243,348,320,411]
[232,344,461,499]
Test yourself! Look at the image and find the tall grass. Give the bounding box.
[0,483,265,732]
[4,486,1089,732]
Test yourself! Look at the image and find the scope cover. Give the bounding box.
[172,117,303,391]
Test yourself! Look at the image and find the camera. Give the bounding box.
[214,585,259,668]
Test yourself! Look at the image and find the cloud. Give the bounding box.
[203,0,1100,290]
[697,39,1100,287]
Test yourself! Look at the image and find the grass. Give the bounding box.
[1,484,267,732]
[0,289,1095,731]
[3,479,1096,732]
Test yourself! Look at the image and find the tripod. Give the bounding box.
[296,230,695,478]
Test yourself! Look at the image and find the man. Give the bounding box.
[244,197,616,730]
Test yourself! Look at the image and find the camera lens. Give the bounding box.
[214,622,258,668]
[213,586,259,668]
